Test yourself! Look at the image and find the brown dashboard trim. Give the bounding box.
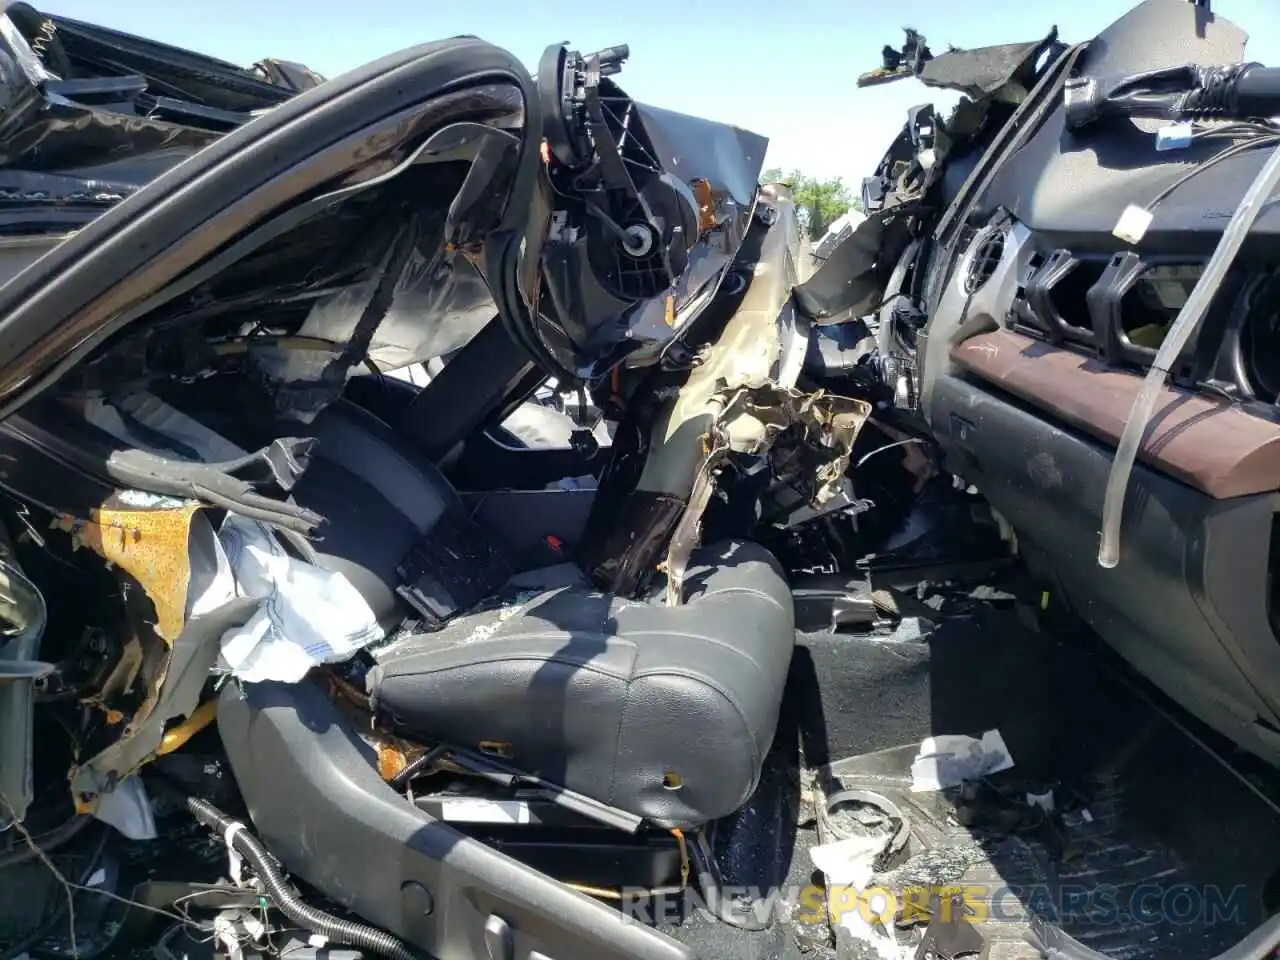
[950,329,1280,500]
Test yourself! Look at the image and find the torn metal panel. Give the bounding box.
[637,185,802,500]
[593,185,874,600]
[60,501,255,807]
[661,386,870,605]
[727,386,871,502]
[70,590,256,806]
[60,491,202,644]
[662,428,729,607]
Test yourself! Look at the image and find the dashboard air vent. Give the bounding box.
[964,226,1007,295]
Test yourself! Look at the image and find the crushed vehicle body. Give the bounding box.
[0,3,1278,960]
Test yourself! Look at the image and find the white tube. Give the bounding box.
[1098,142,1280,568]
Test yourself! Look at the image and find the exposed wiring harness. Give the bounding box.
[186,797,419,960]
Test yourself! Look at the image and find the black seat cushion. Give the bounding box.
[293,400,796,827]
[366,540,795,828]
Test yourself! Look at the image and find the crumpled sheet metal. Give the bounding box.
[644,183,870,604]
[721,385,870,491]
[638,188,798,499]
[662,426,730,607]
[788,389,873,506]
[70,593,255,808]
[54,494,228,808]
[61,492,201,645]
[65,488,383,805]
[663,385,871,605]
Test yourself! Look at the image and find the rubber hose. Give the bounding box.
[186,798,418,960]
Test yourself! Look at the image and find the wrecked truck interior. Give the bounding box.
[0,2,1278,960]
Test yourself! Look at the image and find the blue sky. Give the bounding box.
[39,0,1280,189]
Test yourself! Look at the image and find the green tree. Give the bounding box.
[762,167,861,236]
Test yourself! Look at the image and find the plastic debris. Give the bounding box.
[810,833,891,890]
[883,616,935,643]
[1113,204,1153,244]
[1025,789,1055,813]
[812,832,915,960]
[910,729,1015,792]
[1155,122,1194,152]
[92,775,157,840]
[968,585,1017,601]
[213,909,267,960]
[842,909,914,960]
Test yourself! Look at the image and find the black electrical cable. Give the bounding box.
[1193,120,1280,141]
[1146,134,1280,213]
[0,821,110,960]
[186,798,419,960]
[0,813,91,870]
